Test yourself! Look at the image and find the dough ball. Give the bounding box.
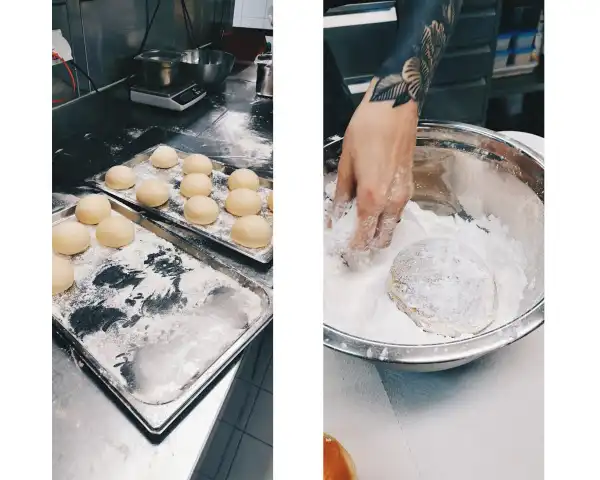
[184,196,219,225]
[105,165,135,190]
[231,215,272,248]
[387,238,497,337]
[228,168,260,191]
[150,145,179,169]
[75,194,112,225]
[267,191,273,212]
[53,255,74,295]
[96,216,135,248]
[323,433,357,480]
[180,173,212,198]
[183,154,213,175]
[136,179,170,207]
[52,221,90,255]
[225,188,262,216]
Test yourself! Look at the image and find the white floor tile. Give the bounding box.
[195,420,243,480]
[262,364,272,394]
[227,434,272,480]
[220,379,259,430]
[238,326,272,387]
[246,390,273,446]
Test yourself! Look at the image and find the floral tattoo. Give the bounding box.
[370,0,461,109]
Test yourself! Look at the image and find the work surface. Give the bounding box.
[53,65,272,480]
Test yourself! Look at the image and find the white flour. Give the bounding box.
[324,182,529,345]
[53,212,264,405]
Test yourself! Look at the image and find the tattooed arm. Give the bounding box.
[373,1,461,109]
[328,0,462,255]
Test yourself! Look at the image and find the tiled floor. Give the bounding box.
[192,323,273,480]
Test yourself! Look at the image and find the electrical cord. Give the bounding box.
[137,0,162,56]
[181,0,197,48]
[52,51,76,104]
[69,59,99,93]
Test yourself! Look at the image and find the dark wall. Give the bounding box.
[52,0,233,96]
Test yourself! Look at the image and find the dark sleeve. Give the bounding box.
[371,0,463,111]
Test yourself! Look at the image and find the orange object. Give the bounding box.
[52,50,76,104]
[323,433,357,480]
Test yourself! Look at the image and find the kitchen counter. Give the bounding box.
[52,64,272,480]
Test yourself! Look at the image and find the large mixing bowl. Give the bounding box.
[181,49,235,89]
[323,121,544,371]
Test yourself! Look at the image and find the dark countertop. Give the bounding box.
[53,65,273,480]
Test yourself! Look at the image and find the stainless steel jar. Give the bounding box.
[255,53,273,97]
[135,50,184,88]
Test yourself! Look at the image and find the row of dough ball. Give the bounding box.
[52,195,136,295]
[105,149,213,192]
[106,148,273,249]
[184,196,272,248]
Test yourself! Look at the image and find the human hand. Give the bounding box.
[331,82,418,251]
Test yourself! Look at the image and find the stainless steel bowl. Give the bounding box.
[181,49,235,88]
[135,49,184,88]
[323,121,544,372]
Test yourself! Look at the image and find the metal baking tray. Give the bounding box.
[88,145,273,264]
[52,197,273,434]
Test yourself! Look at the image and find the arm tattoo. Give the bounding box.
[370,0,462,110]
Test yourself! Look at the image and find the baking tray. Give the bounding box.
[52,197,273,434]
[88,145,273,264]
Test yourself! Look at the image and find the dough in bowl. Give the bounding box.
[52,221,90,255]
[150,145,178,169]
[75,194,112,225]
[105,165,135,190]
[231,215,272,248]
[136,179,170,207]
[180,173,212,198]
[183,154,213,175]
[387,238,497,337]
[228,168,260,191]
[53,255,74,295]
[96,216,135,248]
[184,196,219,225]
[225,188,262,216]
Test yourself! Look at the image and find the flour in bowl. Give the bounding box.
[324,183,529,345]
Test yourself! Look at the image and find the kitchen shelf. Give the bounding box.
[490,69,544,97]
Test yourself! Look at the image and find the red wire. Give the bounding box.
[52,50,76,104]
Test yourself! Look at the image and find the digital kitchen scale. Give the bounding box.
[130,81,207,111]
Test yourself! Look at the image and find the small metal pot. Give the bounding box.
[135,49,184,88]
[255,54,273,97]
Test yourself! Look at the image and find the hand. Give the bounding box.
[331,82,418,251]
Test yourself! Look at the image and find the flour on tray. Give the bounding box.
[53,214,264,405]
[323,180,529,346]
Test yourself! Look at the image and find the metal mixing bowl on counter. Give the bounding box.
[181,49,235,89]
[323,121,544,372]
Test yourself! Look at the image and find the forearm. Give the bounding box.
[371,0,462,111]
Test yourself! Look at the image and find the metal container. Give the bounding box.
[323,122,544,372]
[135,49,184,88]
[52,197,273,434]
[255,54,273,97]
[89,144,274,264]
[181,49,235,89]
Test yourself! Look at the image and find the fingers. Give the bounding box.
[330,147,355,225]
[373,172,413,249]
[349,183,387,251]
